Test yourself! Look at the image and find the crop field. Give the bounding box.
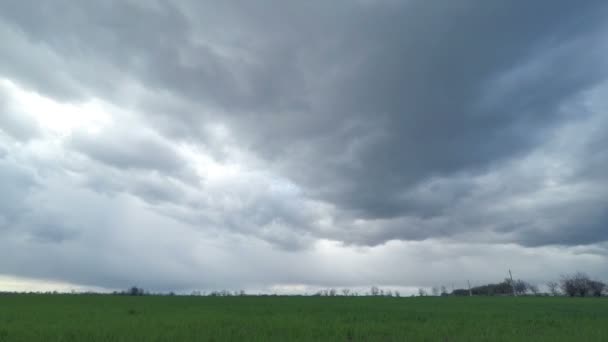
[0,295,607,341]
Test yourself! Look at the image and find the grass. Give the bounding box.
[0,295,607,341]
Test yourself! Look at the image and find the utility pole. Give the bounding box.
[509,269,516,297]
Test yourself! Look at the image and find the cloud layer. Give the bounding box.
[1,0,608,292]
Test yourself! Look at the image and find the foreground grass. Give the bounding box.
[0,295,606,341]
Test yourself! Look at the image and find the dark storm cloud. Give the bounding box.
[36,0,603,226]
[0,0,607,261]
[189,1,608,248]
[238,0,608,219]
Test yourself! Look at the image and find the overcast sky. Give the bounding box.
[1,0,608,294]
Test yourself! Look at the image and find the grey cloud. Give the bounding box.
[1,0,608,292]
[128,175,187,205]
[0,158,38,229]
[27,222,80,244]
[61,132,320,249]
[267,1,608,218]
[68,128,187,174]
[0,19,86,102]
[154,177,322,250]
[77,165,189,206]
[521,209,608,247]
[0,0,244,108]
[0,140,606,291]
[3,0,605,249]
[81,0,608,223]
[319,111,608,248]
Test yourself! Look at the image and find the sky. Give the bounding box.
[1,0,607,295]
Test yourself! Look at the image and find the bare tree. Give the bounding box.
[561,272,592,297]
[371,286,380,296]
[589,280,606,297]
[342,289,351,296]
[432,287,440,296]
[394,290,401,297]
[547,281,560,296]
[528,284,540,296]
[418,288,427,297]
[440,286,448,296]
[512,280,529,295]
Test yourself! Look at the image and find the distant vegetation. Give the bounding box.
[450,273,605,298]
[116,272,604,298]
[2,272,606,299]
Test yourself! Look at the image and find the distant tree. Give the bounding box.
[528,284,540,296]
[371,286,380,296]
[468,280,512,296]
[440,286,448,296]
[589,280,606,297]
[394,290,401,297]
[127,286,144,296]
[418,288,427,297]
[431,287,440,296]
[341,289,351,296]
[561,272,592,297]
[386,290,393,297]
[547,281,560,296]
[512,280,529,295]
[329,288,337,297]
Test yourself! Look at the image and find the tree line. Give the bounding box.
[2,272,605,297]
[446,272,606,297]
[113,272,606,298]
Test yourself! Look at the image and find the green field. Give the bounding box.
[0,295,607,341]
